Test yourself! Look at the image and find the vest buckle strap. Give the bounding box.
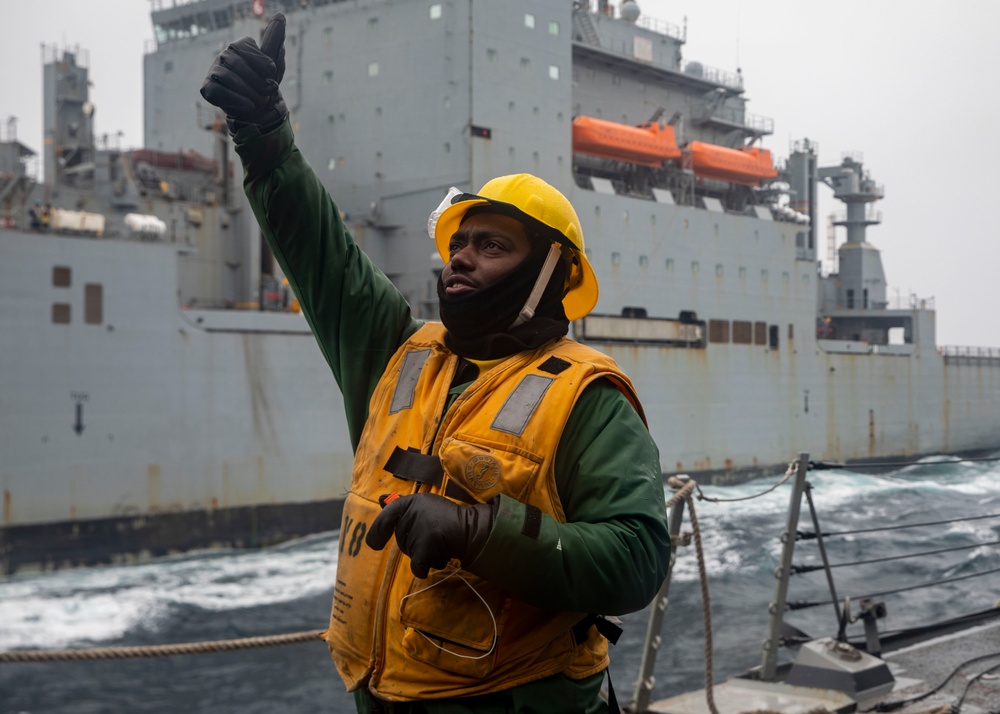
[382,446,477,504]
[383,446,443,485]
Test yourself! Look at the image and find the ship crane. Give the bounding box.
[818,156,887,313]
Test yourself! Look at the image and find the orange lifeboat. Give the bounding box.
[687,142,778,186]
[572,116,682,168]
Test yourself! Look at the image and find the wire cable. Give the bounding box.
[791,539,1000,573]
[798,511,1000,539]
[861,650,1000,712]
[811,454,1000,470]
[788,565,1000,610]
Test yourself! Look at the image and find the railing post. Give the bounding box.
[631,476,690,713]
[760,453,809,681]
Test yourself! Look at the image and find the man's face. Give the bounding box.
[441,213,533,297]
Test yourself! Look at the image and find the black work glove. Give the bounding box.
[200,13,288,135]
[366,493,499,578]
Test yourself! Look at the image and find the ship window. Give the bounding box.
[368,17,378,31]
[846,289,855,309]
[709,320,729,344]
[524,13,535,29]
[368,62,379,77]
[612,252,621,266]
[733,321,752,344]
[549,65,559,80]
[520,57,531,70]
[769,325,779,349]
[754,322,767,345]
[213,9,232,29]
[487,48,498,62]
[549,21,559,35]
[788,323,795,339]
[52,303,71,324]
[863,288,869,308]
[429,3,442,19]
[53,266,71,287]
[324,70,333,83]
[85,284,103,325]
[639,255,648,267]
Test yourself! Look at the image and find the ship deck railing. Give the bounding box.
[939,344,1000,361]
[633,451,1000,713]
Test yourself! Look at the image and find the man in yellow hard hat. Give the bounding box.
[202,14,669,714]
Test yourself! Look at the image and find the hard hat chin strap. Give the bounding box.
[510,243,563,329]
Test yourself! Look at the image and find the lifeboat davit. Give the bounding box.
[572,116,682,168]
[687,142,778,186]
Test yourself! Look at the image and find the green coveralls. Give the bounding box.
[234,119,671,714]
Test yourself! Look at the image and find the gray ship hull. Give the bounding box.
[0,229,352,574]
[2,0,998,575]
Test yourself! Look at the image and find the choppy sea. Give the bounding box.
[2,456,998,713]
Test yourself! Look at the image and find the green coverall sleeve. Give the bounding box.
[233,119,421,449]
[471,380,670,616]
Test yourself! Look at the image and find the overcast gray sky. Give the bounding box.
[3,0,998,347]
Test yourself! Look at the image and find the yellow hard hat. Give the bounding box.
[432,174,599,320]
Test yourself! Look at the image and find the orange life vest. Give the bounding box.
[323,323,644,701]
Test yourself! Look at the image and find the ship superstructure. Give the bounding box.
[1,0,997,574]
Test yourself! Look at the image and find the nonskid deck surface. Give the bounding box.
[648,610,1000,713]
[875,613,1000,712]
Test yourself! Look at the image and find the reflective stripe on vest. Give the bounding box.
[491,374,554,436]
[389,348,430,413]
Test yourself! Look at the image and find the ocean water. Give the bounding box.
[2,457,998,713]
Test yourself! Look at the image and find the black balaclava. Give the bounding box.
[437,219,569,360]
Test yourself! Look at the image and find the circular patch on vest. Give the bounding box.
[465,454,501,491]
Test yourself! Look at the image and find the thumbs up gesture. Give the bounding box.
[200,13,288,134]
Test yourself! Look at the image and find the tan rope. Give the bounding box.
[665,476,696,507]
[0,629,325,663]
[666,476,720,714]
